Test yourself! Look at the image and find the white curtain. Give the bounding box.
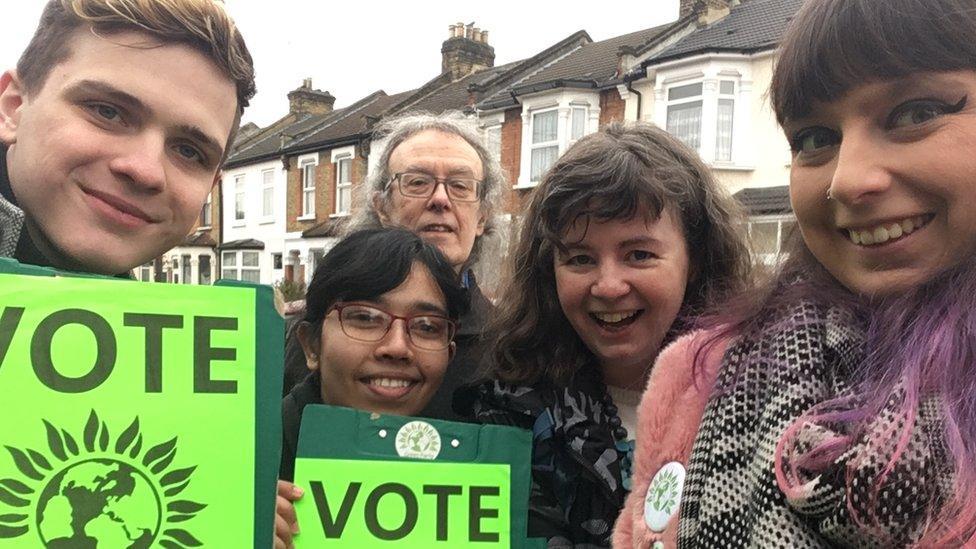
[715,99,734,161]
[532,111,558,143]
[666,101,702,150]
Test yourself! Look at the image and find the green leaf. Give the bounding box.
[160,466,195,488]
[167,500,207,514]
[163,528,203,547]
[129,434,143,459]
[0,479,31,495]
[4,447,42,481]
[98,421,109,452]
[84,410,98,452]
[143,438,177,468]
[0,485,29,508]
[43,420,67,461]
[115,418,140,455]
[62,430,79,456]
[26,449,51,471]
[0,524,28,538]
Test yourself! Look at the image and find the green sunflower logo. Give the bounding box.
[0,410,205,548]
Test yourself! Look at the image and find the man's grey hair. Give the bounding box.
[348,110,506,275]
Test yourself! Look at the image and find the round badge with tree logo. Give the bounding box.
[644,461,686,533]
[394,421,441,460]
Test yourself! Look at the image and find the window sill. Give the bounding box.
[329,213,351,219]
[513,182,539,190]
[232,221,246,228]
[709,163,755,172]
[197,225,212,231]
[297,214,316,222]
[259,217,275,225]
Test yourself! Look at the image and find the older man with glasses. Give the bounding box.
[282,111,506,422]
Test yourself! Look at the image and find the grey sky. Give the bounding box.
[2,1,679,128]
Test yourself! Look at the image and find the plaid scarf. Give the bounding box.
[678,300,956,547]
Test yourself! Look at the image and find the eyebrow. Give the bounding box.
[402,163,480,178]
[68,80,225,160]
[559,235,663,253]
[373,297,449,316]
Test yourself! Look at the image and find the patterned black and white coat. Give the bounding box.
[616,300,956,548]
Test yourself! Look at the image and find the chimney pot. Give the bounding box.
[441,20,495,81]
[448,24,456,39]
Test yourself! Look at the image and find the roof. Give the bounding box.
[519,25,673,89]
[733,185,792,215]
[479,25,672,110]
[219,238,265,250]
[226,89,415,167]
[301,216,350,238]
[387,61,519,116]
[181,231,217,247]
[284,89,415,155]
[648,0,804,64]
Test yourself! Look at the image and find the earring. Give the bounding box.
[826,188,833,201]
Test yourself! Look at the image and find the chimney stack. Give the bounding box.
[441,21,495,81]
[680,0,737,24]
[287,78,336,116]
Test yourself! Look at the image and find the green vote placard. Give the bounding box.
[291,405,545,548]
[0,259,282,547]
[295,459,511,547]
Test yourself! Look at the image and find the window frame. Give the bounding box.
[529,108,560,183]
[220,250,261,282]
[261,168,275,221]
[299,155,318,219]
[233,174,246,223]
[747,214,796,265]
[334,155,352,216]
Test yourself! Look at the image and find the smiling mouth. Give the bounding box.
[421,224,454,234]
[360,376,419,399]
[590,310,643,330]
[82,187,156,225]
[844,214,933,247]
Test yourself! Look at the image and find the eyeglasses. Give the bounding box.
[389,172,481,203]
[329,303,457,351]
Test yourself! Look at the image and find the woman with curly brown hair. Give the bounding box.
[456,121,752,547]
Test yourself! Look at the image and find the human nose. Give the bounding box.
[426,180,453,210]
[590,262,630,300]
[375,318,414,362]
[108,132,167,192]
[827,130,893,204]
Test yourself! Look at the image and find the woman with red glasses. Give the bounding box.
[274,227,467,547]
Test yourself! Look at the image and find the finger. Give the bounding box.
[277,495,299,531]
[277,479,305,501]
[275,512,294,545]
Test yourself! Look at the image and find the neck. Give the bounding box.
[600,357,653,391]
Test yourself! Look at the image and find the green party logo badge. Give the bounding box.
[0,263,283,548]
[0,411,204,547]
[395,421,441,460]
[643,461,686,533]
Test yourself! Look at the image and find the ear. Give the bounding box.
[448,341,456,362]
[475,212,487,237]
[372,191,392,225]
[296,322,320,372]
[0,70,25,145]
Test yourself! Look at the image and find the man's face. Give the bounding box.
[0,29,237,275]
[376,130,486,272]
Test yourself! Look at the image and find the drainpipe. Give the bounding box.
[625,69,643,121]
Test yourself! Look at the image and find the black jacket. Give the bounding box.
[455,371,628,548]
[279,372,322,482]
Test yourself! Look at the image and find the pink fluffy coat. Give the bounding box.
[612,330,728,548]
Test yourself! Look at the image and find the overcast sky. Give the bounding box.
[2,1,679,127]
